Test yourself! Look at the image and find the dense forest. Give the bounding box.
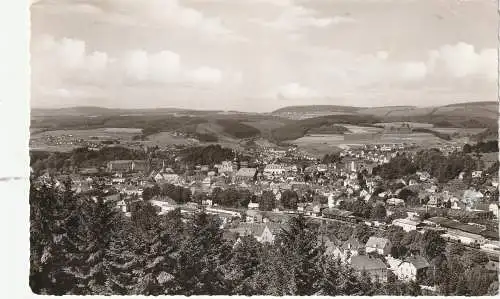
[271,114,381,141]
[180,144,235,166]
[30,147,146,175]
[215,119,261,139]
[463,140,499,153]
[373,149,479,183]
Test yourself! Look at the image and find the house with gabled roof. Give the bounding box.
[229,222,281,244]
[350,255,388,282]
[396,255,430,282]
[342,237,365,259]
[365,236,392,256]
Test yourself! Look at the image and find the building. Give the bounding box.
[218,161,235,173]
[342,237,365,258]
[365,236,392,256]
[387,197,405,206]
[229,223,281,244]
[317,164,328,173]
[472,170,483,178]
[107,160,146,173]
[234,167,257,183]
[441,229,487,246]
[489,203,499,218]
[463,189,484,208]
[263,164,286,177]
[392,218,423,232]
[396,256,430,282]
[248,201,260,210]
[350,255,388,282]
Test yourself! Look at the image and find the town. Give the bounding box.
[30,136,499,295]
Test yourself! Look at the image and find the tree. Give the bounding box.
[30,180,82,295]
[130,201,159,232]
[133,209,184,295]
[421,230,446,260]
[276,215,323,295]
[224,235,263,295]
[281,190,299,210]
[370,203,386,221]
[176,212,231,295]
[64,195,120,294]
[249,246,297,295]
[259,191,276,211]
[103,217,142,295]
[316,257,373,295]
[353,223,373,244]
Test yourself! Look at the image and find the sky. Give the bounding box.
[31,0,498,112]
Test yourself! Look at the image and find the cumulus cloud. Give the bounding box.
[302,42,496,89]
[271,82,321,99]
[123,49,225,84]
[33,35,109,75]
[428,42,497,80]
[106,0,243,41]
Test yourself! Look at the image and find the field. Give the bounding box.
[431,127,487,135]
[196,123,239,143]
[343,125,383,133]
[146,132,198,146]
[379,133,443,144]
[242,120,287,130]
[291,134,347,156]
[374,122,434,129]
[30,128,145,152]
[291,132,448,156]
[31,128,142,140]
[29,144,78,152]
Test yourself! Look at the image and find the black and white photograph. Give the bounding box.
[26,0,499,296]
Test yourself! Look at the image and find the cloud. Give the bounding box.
[271,82,321,99]
[32,0,245,42]
[252,2,354,32]
[187,67,223,84]
[124,50,181,82]
[400,62,428,80]
[428,42,497,80]
[33,35,109,75]
[111,0,244,41]
[123,49,225,84]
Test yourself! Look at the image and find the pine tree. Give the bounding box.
[224,235,263,295]
[249,246,297,295]
[30,179,81,295]
[133,209,183,295]
[275,215,324,295]
[102,216,142,295]
[63,191,119,294]
[177,212,231,295]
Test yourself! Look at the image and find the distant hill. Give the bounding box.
[272,101,498,120]
[273,105,360,114]
[31,106,221,117]
[270,114,381,141]
[30,101,497,144]
[31,106,121,117]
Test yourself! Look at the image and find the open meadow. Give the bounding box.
[31,128,142,140]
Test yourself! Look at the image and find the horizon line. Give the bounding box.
[30,100,498,114]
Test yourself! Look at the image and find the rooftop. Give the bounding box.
[351,255,387,271]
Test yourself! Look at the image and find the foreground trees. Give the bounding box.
[30,182,495,296]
